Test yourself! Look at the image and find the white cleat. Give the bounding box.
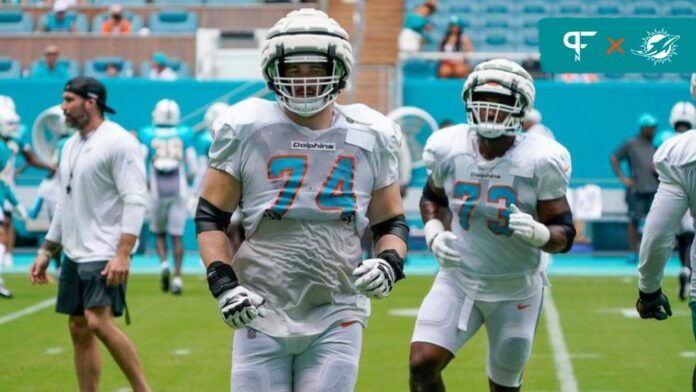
[0,284,12,299]
[172,276,183,295]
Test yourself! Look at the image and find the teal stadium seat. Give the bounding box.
[152,0,203,5]
[203,0,264,3]
[482,2,516,16]
[29,58,79,79]
[0,10,33,33]
[629,2,662,16]
[91,10,143,33]
[557,2,587,16]
[667,2,695,17]
[84,56,135,79]
[37,11,88,33]
[139,58,190,78]
[0,57,22,78]
[402,59,437,79]
[591,3,625,16]
[520,1,554,16]
[91,0,147,4]
[148,10,198,34]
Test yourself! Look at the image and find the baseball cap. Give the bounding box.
[637,113,658,127]
[152,52,168,66]
[64,76,116,114]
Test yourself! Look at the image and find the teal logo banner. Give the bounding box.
[540,18,696,72]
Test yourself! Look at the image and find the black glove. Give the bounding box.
[636,288,672,320]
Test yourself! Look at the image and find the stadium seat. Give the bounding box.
[84,56,134,79]
[482,2,516,15]
[629,2,662,16]
[519,17,541,30]
[591,3,625,16]
[666,2,695,17]
[0,10,33,33]
[36,11,88,33]
[557,2,587,16]
[91,10,143,33]
[148,10,198,34]
[140,58,190,78]
[0,57,22,78]
[479,29,518,52]
[29,58,79,79]
[483,17,514,29]
[641,73,663,81]
[152,0,203,4]
[602,73,625,81]
[520,1,553,16]
[520,29,539,50]
[204,0,264,3]
[447,3,478,15]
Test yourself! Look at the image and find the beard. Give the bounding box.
[64,106,90,130]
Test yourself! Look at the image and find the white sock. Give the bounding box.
[0,244,6,275]
[160,260,169,270]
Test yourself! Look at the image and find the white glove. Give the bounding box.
[424,219,462,268]
[187,195,199,217]
[216,286,267,328]
[508,204,550,247]
[14,204,27,220]
[353,258,396,299]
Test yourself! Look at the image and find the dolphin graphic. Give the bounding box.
[632,34,680,60]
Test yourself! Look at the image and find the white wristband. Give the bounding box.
[424,219,445,250]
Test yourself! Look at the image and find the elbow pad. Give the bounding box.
[371,214,410,246]
[421,181,449,208]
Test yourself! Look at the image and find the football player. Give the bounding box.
[637,74,696,388]
[196,9,408,391]
[409,59,575,391]
[138,99,196,295]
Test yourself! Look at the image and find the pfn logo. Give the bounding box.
[563,31,597,62]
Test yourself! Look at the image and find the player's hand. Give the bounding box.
[353,258,396,299]
[29,251,51,285]
[430,232,462,268]
[101,253,130,286]
[14,204,28,220]
[217,286,267,328]
[636,288,672,320]
[509,204,550,247]
[187,195,198,216]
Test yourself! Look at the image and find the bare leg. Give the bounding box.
[84,307,150,392]
[155,234,168,264]
[4,218,14,255]
[69,316,101,392]
[409,342,454,392]
[172,235,184,278]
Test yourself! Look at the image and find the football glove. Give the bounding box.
[353,250,404,299]
[636,288,672,321]
[509,204,550,247]
[424,219,462,268]
[216,286,267,328]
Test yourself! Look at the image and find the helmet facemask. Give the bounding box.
[465,84,527,139]
[266,51,346,118]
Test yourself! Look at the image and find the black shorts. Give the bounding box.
[626,191,656,225]
[55,258,126,317]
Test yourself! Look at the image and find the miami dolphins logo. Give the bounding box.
[631,28,680,65]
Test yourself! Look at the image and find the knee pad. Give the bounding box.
[316,359,358,392]
[489,335,532,387]
[231,368,270,392]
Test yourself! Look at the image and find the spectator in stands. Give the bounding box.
[101,5,131,35]
[105,62,120,78]
[39,1,77,33]
[558,73,599,83]
[437,16,472,79]
[398,1,436,52]
[148,52,177,81]
[32,45,70,80]
[610,113,659,264]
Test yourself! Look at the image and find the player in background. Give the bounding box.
[196,9,408,391]
[138,99,197,295]
[409,59,575,392]
[0,96,55,268]
[636,74,696,389]
[522,108,555,140]
[0,105,29,297]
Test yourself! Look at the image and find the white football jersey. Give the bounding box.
[424,125,571,299]
[209,98,401,337]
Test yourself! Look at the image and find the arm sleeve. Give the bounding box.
[536,148,572,200]
[373,123,402,190]
[638,181,689,293]
[208,121,243,181]
[111,139,147,236]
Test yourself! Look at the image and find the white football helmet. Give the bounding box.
[152,99,180,127]
[204,102,229,134]
[0,105,20,138]
[462,59,535,138]
[669,101,696,130]
[261,8,353,117]
[0,95,16,113]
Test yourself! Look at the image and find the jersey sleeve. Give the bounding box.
[208,107,244,180]
[422,127,455,188]
[373,120,403,190]
[535,142,572,200]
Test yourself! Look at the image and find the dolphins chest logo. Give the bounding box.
[631,28,680,65]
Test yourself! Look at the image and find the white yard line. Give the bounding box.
[0,298,55,325]
[543,290,579,392]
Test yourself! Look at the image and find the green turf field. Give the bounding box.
[0,273,692,391]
